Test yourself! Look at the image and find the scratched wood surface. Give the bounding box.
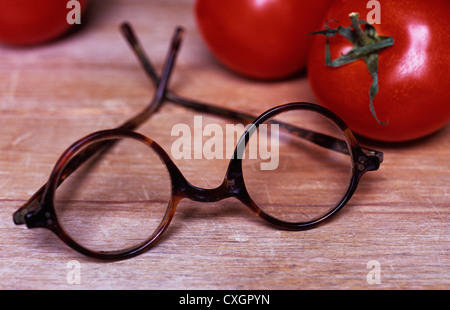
[0,0,448,290]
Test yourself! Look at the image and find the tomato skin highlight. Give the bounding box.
[0,0,89,45]
[307,0,450,142]
[195,0,331,80]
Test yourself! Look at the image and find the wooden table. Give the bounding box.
[1,0,448,290]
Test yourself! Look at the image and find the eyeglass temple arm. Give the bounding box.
[120,23,256,125]
[121,22,383,160]
[119,26,183,130]
[13,26,184,226]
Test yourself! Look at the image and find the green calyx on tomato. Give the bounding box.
[310,13,394,125]
[307,0,450,142]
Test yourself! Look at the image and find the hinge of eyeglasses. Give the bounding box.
[13,199,40,225]
[362,147,384,163]
[13,185,45,225]
[357,148,384,172]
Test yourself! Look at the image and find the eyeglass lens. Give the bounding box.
[53,137,172,253]
[242,108,353,223]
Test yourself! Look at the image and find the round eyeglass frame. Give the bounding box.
[23,102,380,260]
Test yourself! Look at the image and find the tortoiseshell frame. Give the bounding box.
[13,23,383,260]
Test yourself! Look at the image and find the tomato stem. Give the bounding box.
[310,13,394,125]
[349,13,371,46]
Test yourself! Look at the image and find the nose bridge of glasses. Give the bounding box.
[168,160,246,204]
[178,179,233,203]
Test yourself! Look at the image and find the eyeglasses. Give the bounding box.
[13,23,383,260]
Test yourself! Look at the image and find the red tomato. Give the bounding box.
[307,0,450,142]
[195,0,332,80]
[0,0,88,45]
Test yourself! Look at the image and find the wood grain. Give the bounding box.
[0,0,448,289]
